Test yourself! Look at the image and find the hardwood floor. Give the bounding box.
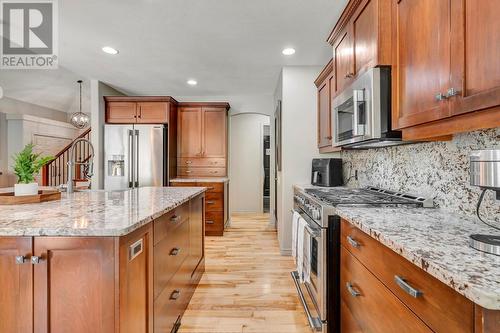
[179,213,312,333]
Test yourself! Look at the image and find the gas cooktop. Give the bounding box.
[305,186,433,208]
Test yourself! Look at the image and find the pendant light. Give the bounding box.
[70,80,90,129]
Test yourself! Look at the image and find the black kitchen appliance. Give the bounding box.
[311,158,343,187]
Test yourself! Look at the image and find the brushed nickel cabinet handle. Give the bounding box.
[170,289,181,300]
[169,247,181,256]
[31,256,42,264]
[15,255,29,264]
[170,215,181,222]
[435,92,448,101]
[446,87,460,98]
[186,170,192,174]
[347,236,360,248]
[207,187,215,190]
[346,282,361,297]
[207,201,215,205]
[206,220,214,224]
[185,160,192,164]
[394,275,423,298]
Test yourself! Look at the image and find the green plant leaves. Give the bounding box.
[12,144,54,184]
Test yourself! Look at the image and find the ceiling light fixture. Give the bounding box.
[70,80,90,129]
[282,48,296,56]
[102,46,119,55]
[187,79,197,86]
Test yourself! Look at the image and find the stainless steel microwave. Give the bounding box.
[332,67,404,149]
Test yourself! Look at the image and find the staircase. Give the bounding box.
[41,128,92,187]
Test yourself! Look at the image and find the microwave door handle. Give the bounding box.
[353,90,365,136]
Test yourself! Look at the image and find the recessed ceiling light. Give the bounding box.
[187,79,197,86]
[102,46,119,55]
[282,48,296,56]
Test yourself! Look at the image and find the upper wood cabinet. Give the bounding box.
[203,107,227,158]
[179,107,203,157]
[105,96,178,124]
[315,60,339,153]
[392,0,451,129]
[328,0,392,96]
[392,0,500,136]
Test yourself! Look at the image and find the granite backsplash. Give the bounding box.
[341,128,500,222]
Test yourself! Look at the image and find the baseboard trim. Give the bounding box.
[280,249,292,256]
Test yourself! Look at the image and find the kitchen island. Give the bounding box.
[0,186,206,333]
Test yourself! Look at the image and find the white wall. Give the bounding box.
[274,66,340,254]
[0,97,71,187]
[90,80,126,189]
[229,113,270,213]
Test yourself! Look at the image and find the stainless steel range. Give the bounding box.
[291,186,432,333]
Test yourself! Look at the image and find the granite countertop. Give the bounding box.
[0,186,206,237]
[293,184,500,310]
[170,177,229,183]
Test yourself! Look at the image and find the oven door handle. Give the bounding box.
[292,209,321,238]
[291,271,323,331]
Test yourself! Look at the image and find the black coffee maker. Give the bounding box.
[311,158,343,187]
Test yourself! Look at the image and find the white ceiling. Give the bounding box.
[0,0,348,111]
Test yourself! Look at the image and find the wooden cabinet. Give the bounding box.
[105,96,178,124]
[341,219,475,332]
[0,237,33,333]
[391,0,500,137]
[392,0,451,129]
[315,60,336,152]
[341,246,432,333]
[328,0,392,96]
[33,237,116,333]
[177,103,229,177]
[171,181,228,236]
[0,195,205,333]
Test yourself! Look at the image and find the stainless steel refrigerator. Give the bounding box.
[104,124,167,190]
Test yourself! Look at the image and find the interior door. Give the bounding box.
[33,237,115,333]
[134,125,165,187]
[449,0,500,116]
[0,237,33,333]
[104,125,133,190]
[202,107,227,158]
[393,0,451,129]
[178,107,203,158]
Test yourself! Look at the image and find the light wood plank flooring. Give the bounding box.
[179,213,311,333]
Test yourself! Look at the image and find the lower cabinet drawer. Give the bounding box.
[341,220,474,332]
[205,192,223,212]
[170,181,198,187]
[154,271,185,333]
[154,218,190,300]
[154,202,189,245]
[341,246,432,333]
[201,182,224,193]
[205,211,224,236]
[178,167,226,177]
[178,157,226,168]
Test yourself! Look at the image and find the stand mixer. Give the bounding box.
[469,149,500,256]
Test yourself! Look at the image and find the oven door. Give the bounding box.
[291,209,328,332]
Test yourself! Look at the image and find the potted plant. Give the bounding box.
[12,144,54,196]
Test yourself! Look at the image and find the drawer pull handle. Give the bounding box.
[346,282,361,297]
[169,247,181,256]
[31,256,42,264]
[207,187,215,190]
[210,171,218,174]
[170,215,181,222]
[394,275,423,298]
[206,220,215,224]
[185,160,192,164]
[15,255,29,264]
[186,170,192,174]
[207,201,215,205]
[347,236,360,248]
[170,289,181,300]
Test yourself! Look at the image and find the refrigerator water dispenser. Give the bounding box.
[108,155,125,177]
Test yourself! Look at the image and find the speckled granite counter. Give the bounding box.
[170,177,229,183]
[294,185,500,310]
[0,186,206,237]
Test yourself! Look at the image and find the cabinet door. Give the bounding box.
[334,29,354,93]
[189,194,204,275]
[33,238,115,333]
[137,102,169,123]
[106,102,138,123]
[0,237,33,333]
[178,107,203,157]
[317,77,332,148]
[393,0,451,129]
[202,107,227,158]
[353,0,377,74]
[449,0,500,116]
[119,225,153,333]
[341,247,432,333]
